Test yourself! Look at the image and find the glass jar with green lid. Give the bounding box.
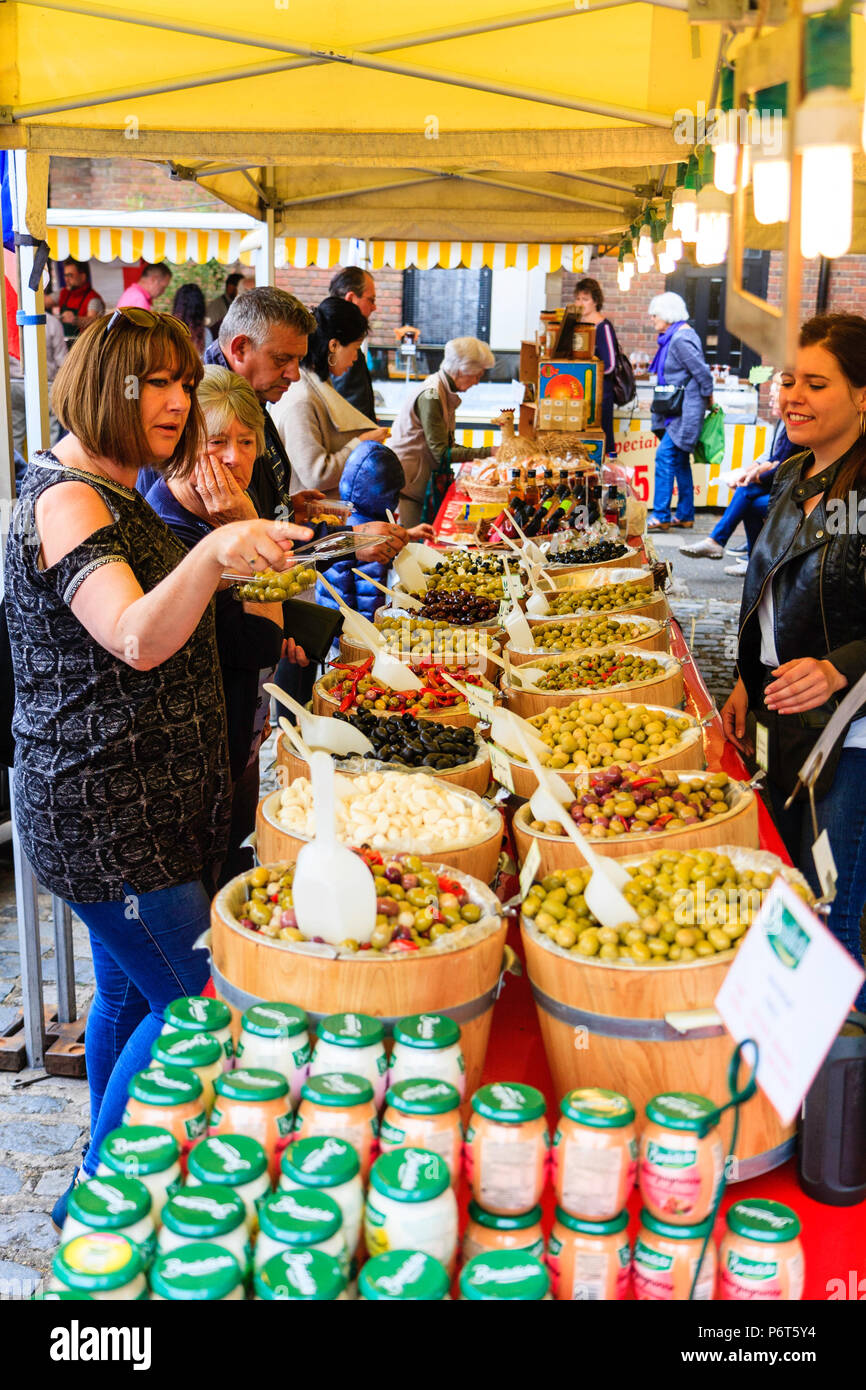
[462,1202,545,1264]
[633,1208,717,1301]
[123,1065,207,1164]
[96,1125,181,1227]
[161,995,233,1066]
[379,1079,463,1184]
[358,1250,450,1301]
[294,1073,378,1180]
[549,1207,631,1301]
[459,1250,551,1301]
[209,1068,293,1181]
[149,1242,244,1301]
[150,1031,223,1113]
[310,1013,388,1108]
[640,1091,723,1226]
[236,1003,310,1106]
[186,1134,271,1231]
[52,1233,146,1301]
[62,1176,156,1266]
[720,1200,804,1301]
[365,1148,458,1272]
[390,1013,465,1096]
[255,1188,347,1274]
[465,1083,549,1217]
[279,1136,364,1259]
[159,1183,251,1276]
[255,1249,347,1301]
[553,1087,638,1222]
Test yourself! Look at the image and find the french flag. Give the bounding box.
[1,152,20,361]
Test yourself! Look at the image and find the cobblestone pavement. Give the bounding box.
[0,525,745,1293]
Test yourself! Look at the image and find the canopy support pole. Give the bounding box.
[256,203,275,289]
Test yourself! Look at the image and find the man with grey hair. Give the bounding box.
[389,335,496,526]
[203,286,406,561]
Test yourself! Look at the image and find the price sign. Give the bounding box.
[812,829,838,902]
[518,838,542,898]
[488,743,516,793]
[450,678,493,722]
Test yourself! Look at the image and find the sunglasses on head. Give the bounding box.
[102,306,191,342]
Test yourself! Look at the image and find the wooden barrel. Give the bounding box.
[313,667,500,729]
[507,614,670,665]
[502,647,684,720]
[487,704,707,801]
[276,734,492,797]
[521,917,795,1177]
[209,866,511,1104]
[542,543,644,581]
[512,778,759,875]
[256,786,504,884]
[339,632,502,684]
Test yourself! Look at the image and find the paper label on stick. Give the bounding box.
[450,678,493,720]
[714,877,864,1126]
[489,744,516,793]
[755,721,769,773]
[518,838,542,898]
[812,829,838,901]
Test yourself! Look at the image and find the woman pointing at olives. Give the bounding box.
[4,309,313,1217]
[721,313,866,998]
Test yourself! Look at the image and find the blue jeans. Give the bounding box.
[651,431,694,524]
[767,750,866,1011]
[70,880,212,1175]
[710,482,770,551]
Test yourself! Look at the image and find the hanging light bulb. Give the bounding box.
[636,220,653,260]
[751,83,790,226]
[711,68,740,196]
[657,250,676,275]
[695,183,731,266]
[795,12,859,259]
[619,236,635,282]
[671,157,698,243]
[664,225,683,262]
[636,254,653,274]
[617,266,631,292]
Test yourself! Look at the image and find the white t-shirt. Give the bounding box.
[758,581,866,749]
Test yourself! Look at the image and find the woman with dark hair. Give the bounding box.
[171,282,212,355]
[721,313,866,1000]
[3,309,311,1213]
[573,276,620,460]
[271,294,387,496]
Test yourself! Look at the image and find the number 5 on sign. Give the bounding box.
[632,462,650,502]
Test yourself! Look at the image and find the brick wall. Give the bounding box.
[276,266,405,347]
[50,157,224,212]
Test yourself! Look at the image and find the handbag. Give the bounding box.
[694,405,726,466]
[651,384,685,419]
[606,323,636,407]
[281,597,343,665]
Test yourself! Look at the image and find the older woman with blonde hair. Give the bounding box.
[146,364,302,883]
[389,335,496,526]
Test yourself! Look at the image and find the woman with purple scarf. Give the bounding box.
[646,292,714,532]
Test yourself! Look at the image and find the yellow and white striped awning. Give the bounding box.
[47,226,252,266]
[278,239,593,272]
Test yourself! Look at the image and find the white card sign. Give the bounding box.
[715,877,864,1126]
[488,743,516,793]
[518,838,542,898]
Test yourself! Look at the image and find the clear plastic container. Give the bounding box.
[548,1207,631,1301]
[552,1087,637,1222]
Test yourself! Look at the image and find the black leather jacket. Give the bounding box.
[736,444,866,792]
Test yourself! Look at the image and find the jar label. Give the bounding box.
[185,1111,208,1141]
[560,1137,627,1220]
[276,1114,293,1138]
[478,1136,541,1213]
[379,1121,406,1146]
[632,1239,674,1300]
[293,1043,311,1068]
[721,1250,782,1299]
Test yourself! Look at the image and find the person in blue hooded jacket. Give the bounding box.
[315,440,434,621]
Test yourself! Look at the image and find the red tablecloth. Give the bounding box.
[434,485,866,1299]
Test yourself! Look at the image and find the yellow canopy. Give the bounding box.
[1,0,725,244]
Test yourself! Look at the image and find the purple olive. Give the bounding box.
[401,874,420,890]
[384,864,402,883]
[376,897,400,917]
[280,909,298,930]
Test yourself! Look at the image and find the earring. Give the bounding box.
[860,412,866,439]
[328,349,337,372]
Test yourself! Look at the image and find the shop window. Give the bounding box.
[401,267,493,375]
[665,251,769,376]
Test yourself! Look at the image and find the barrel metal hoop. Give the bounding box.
[728,1138,796,1181]
[210,958,499,1033]
[529,981,727,1042]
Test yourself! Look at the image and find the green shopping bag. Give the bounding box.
[694,405,726,466]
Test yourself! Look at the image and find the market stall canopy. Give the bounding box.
[0,0,726,243]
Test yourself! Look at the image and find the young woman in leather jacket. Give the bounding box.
[721,314,866,996]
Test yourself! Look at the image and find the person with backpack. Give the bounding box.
[572,277,633,459]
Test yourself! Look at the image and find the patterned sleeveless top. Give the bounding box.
[5,454,232,902]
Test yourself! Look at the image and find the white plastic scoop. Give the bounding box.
[480,646,547,688]
[510,717,636,928]
[526,584,552,617]
[503,603,537,653]
[264,681,375,758]
[352,570,424,612]
[278,714,315,765]
[406,541,443,571]
[316,572,424,694]
[503,509,547,569]
[387,511,429,595]
[292,749,378,946]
